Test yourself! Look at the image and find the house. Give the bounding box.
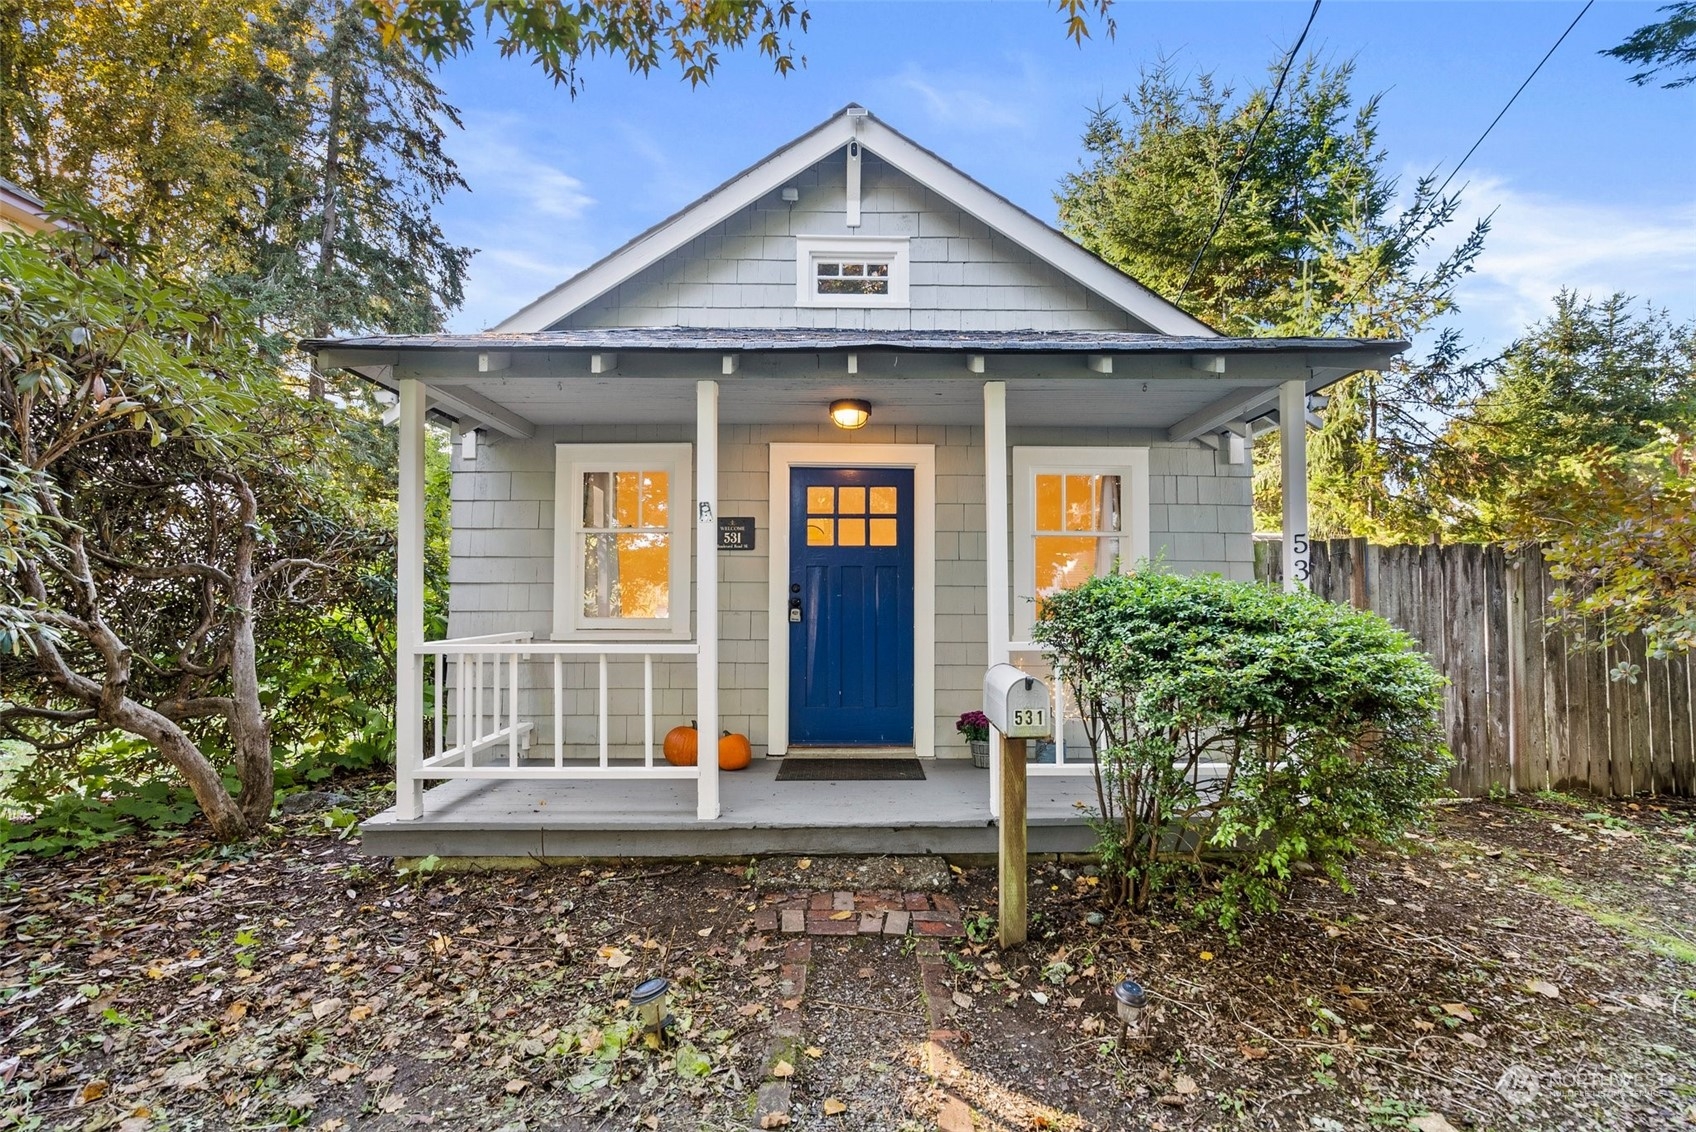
[306,106,1403,859]
[0,177,58,236]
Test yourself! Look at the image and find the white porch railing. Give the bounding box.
[413,632,701,781]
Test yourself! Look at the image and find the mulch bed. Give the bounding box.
[1,790,1693,1130]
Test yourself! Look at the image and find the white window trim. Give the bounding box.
[794,234,910,308]
[553,443,693,640]
[1010,446,1150,645]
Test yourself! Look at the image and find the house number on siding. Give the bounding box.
[718,517,755,550]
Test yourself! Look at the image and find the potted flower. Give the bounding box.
[956,710,991,768]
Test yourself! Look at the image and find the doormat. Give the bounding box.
[775,758,926,782]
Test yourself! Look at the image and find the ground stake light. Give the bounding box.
[1114,976,1148,1047]
[631,977,672,1049]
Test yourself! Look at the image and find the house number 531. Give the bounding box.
[1011,708,1046,728]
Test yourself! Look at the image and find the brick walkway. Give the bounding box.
[750,890,964,938]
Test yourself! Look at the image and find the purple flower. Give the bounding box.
[956,710,990,741]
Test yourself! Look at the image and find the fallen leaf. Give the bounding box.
[505,1078,529,1095]
[823,1097,848,1116]
[770,1059,795,1079]
[1459,1032,1487,1049]
[1063,996,1084,1008]
[1411,1019,1435,1033]
[1030,991,1049,1005]
[1199,951,1214,961]
[310,997,344,1021]
[759,1114,790,1129]
[1239,1045,1269,1061]
[804,1046,824,1059]
[79,1080,109,1103]
[1525,979,1560,999]
[364,1066,397,1087]
[1440,1003,1475,1022]
[326,1066,356,1084]
[221,1001,249,1024]
[856,967,874,979]
[781,996,802,1010]
[697,927,713,937]
[348,1004,373,1022]
[376,1094,406,1113]
[1173,1074,1198,1095]
[951,990,973,1009]
[796,859,812,870]
[737,1003,764,1017]
[1410,1115,1461,1132]
[828,910,853,921]
[1158,1093,1187,1107]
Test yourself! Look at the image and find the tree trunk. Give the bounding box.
[227,477,274,827]
[105,693,251,841]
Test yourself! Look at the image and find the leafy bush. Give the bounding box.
[1032,569,1450,930]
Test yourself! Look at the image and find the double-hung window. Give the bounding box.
[553,444,693,639]
[1011,447,1150,643]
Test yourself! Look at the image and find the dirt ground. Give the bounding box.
[1,788,1693,1131]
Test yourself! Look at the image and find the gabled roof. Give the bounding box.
[494,105,1218,339]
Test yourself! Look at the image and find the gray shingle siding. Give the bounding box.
[553,154,1152,334]
[446,424,1254,760]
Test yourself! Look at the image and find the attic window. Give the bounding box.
[795,235,909,308]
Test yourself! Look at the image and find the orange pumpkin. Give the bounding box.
[663,722,698,767]
[717,731,752,771]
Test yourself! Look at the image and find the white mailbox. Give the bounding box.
[982,664,1052,739]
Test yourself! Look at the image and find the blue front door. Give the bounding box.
[788,467,915,745]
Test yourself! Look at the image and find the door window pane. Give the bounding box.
[807,486,834,514]
[807,519,834,546]
[870,486,898,514]
[838,486,866,514]
[870,518,898,546]
[837,518,866,547]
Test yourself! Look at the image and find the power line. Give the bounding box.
[1177,0,1323,302]
[1428,0,1595,207]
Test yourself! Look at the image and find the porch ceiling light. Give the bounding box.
[829,398,871,430]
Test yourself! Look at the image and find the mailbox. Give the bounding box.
[982,663,1052,739]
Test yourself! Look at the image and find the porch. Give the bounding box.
[303,327,1402,838]
[358,757,1100,859]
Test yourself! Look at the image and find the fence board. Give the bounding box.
[1256,538,1692,798]
[1672,656,1695,795]
[1520,548,1550,792]
[1483,545,1512,791]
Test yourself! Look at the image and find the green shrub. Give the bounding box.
[1032,569,1450,931]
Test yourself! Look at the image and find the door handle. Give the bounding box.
[788,597,803,623]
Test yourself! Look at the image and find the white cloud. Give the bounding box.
[881,62,1036,132]
[452,128,595,222]
[444,114,600,330]
[1443,173,1696,349]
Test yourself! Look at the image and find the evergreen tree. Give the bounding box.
[1057,56,1489,540]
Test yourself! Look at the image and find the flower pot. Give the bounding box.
[968,739,990,768]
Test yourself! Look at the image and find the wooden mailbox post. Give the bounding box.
[982,664,1051,949]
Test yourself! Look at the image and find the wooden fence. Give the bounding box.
[1256,539,1695,798]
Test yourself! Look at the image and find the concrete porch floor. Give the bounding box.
[359,758,1099,859]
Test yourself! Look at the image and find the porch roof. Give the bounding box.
[306,328,1403,441]
[303,326,1404,357]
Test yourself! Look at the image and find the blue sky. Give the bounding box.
[429,1,1696,353]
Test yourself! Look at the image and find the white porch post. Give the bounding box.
[1279,379,1310,593]
[984,381,1009,819]
[395,378,427,819]
[695,380,721,820]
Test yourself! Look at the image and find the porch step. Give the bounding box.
[780,746,917,760]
